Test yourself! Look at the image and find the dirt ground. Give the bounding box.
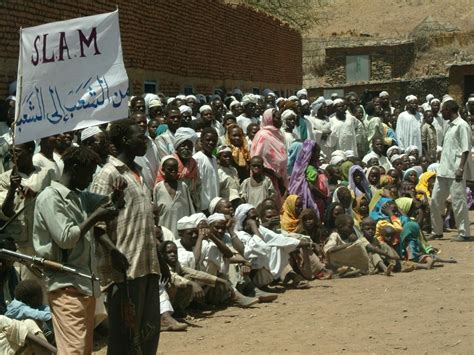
[94,215,474,354]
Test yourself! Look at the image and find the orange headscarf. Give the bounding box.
[280,195,300,233]
[225,124,249,167]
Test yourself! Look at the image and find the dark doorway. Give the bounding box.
[464,75,474,102]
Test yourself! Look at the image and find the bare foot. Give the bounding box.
[384,263,394,276]
[426,258,436,270]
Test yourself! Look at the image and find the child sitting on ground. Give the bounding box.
[240,156,276,208]
[5,280,53,342]
[360,218,400,275]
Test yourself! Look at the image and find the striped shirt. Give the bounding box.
[90,156,160,286]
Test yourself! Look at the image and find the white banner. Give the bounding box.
[15,10,128,144]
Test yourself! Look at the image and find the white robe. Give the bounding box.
[305,115,334,158]
[193,151,219,212]
[432,113,447,148]
[328,113,358,156]
[237,115,258,134]
[236,226,300,280]
[135,136,159,193]
[395,111,422,152]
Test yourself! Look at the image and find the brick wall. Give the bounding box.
[0,0,302,98]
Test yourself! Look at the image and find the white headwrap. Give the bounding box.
[362,151,379,164]
[174,127,198,148]
[176,95,186,100]
[199,105,212,114]
[310,96,326,116]
[179,105,192,115]
[468,97,474,103]
[288,95,298,101]
[209,197,224,214]
[386,146,400,158]
[177,213,207,231]
[405,95,417,103]
[345,150,355,158]
[80,126,103,142]
[426,94,434,103]
[405,145,419,155]
[242,94,258,106]
[296,89,308,99]
[167,97,175,105]
[333,98,344,105]
[427,163,439,173]
[229,100,241,109]
[300,99,309,106]
[275,97,285,105]
[185,95,198,102]
[330,155,345,165]
[379,91,389,98]
[325,99,334,106]
[430,98,440,104]
[281,110,297,121]
[144,93,159,109]
[390,154,402,164]
[149,98,163,108]
[160,155,177,166]
[441,94,455,109]
[217,145,232,155]
[234,203,255,231]
[208,213,226,224]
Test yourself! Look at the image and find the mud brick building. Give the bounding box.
[0,0,302,98]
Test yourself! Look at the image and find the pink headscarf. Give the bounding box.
[250,108,288,184]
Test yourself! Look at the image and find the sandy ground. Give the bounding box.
[94,215,474,354]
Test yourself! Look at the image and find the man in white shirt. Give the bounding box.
[430,99,471,242]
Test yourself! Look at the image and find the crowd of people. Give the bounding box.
[0,87,472,354]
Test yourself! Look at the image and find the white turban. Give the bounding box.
[296,89,308,99]
[209,197,224,214]
[331,93,339,99]
[310,96,326,116]
[167,97,175,105]
[468,97,474,103]
[427,163,439,173]
[300,99,309,106]
[174,127,198,148]
[405,95,417,103]
[217,145,232,155]
[386,145,400,158]
[325,99,334,106]
[390,154,402,164]
[441,94,455,109]
[144,94,159,108]
[199,105,212,114]
[185,95,198,102]
[379,91,389,98]
[362,152,379,164]
[229,100,241,109]
[149,98,163,108]
[333,98,344,105]
[281,110,297,121]
[176,95,186,100]
[177,213,207,231]
[288,95,298,101]
[405,145,419,155]
[80,126,102,142]
[179,105,192,115]
[234,203,255,231]
[332,150,346,158]
[430,98,440,104]
[426,94,434,103]
[208,213,226,225]
[242,94,257,106]
[160,155,177,166]
[330,155,345,165]
[345,150,355,158]
[275,97,285,105]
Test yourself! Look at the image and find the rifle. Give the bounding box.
[0,248,99,281]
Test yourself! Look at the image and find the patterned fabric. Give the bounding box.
[90,156,160,286]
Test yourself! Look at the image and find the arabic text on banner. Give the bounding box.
[15,10,129,144]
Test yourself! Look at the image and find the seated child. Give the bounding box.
[5,280,53,342]
[240,156,276,208]
[323,214,373,276]
[360,218,400,275]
